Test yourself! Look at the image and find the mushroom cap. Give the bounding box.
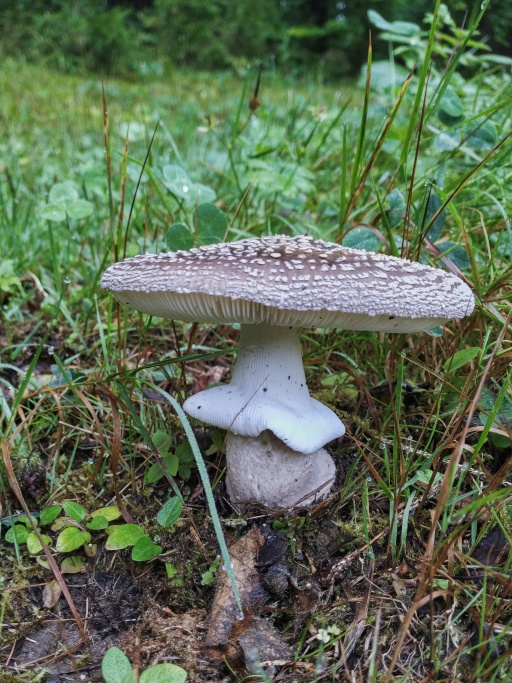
[101,235,475,332]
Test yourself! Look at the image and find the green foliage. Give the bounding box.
[2,2,512,676]
[0,0,142,75]
[165,203,228,251]
[102,646,188,683]
[0,260,23,306]
[156,497,183,529]
[1,0,511,78]
[101,647,134,683]
[145,432,196,483]
[1,499,179,564]
[55,527,91,553]
[201,557,221,585]
[39,181,93,223]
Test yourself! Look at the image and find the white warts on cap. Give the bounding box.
[101,234,474,331]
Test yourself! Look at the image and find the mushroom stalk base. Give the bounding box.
[226,431,336,508]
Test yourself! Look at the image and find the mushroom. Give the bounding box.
[101,235,475,508]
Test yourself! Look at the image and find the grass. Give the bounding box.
[1,3,512,681]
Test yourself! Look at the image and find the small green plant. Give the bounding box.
[3,496,183,565]
[39,181,94,223]
[0,259,23,307]
[101,646,187,683]
[144,431,195,484]
[200,556,221,586]
[165,202,228,251]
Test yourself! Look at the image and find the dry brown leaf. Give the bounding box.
[192,365,229,394]
[205,527,265,647]
[43,580,62,608]
[205,527,292,678]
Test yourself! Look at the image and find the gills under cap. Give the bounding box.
[101,235,475,331]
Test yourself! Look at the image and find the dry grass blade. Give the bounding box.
[341,558,374,659]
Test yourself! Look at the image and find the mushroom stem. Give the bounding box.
[183,323,345,454]
[226,431,336,508]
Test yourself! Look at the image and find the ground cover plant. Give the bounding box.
[1,2,512,681]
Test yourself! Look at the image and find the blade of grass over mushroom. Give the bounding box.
[341,65,413,229]
[426,0,493,128]
[349,35,372,200]
[398,0,439,166]
[102,82,116,255]
[103,348,236,382]
[140,380,243,616]
[123,122,159,259]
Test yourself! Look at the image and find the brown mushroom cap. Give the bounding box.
[101,235,475,332]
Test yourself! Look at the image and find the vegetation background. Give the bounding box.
[1,0,512,77]
[1,0,512,681]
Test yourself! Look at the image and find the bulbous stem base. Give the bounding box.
[226,430,336,508]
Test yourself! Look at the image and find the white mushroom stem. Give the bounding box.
[226,431,336,508]
[183,323,345,454]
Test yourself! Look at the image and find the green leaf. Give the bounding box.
[49,181,79,204]
[90,506,121,521]
[5,524,30,544]
[56,527,91,553]
[165,223,194,252]
[194,203,228,246]
[189,183,216,206]
[176,441,195,464]
[61,556,86,573]
[27,532,52,554]
[66,199,94,220]
[144,453,180,485]
[359,60,410,91]
[444,347,480,373]
[165,563,179,579]
[86,515,109,530]
[367,10,419,35]
[105,524,145,550]
[424,191,445,242]
[40,505,62,526]
[437,241,470,270]
[151,430,173,452]
[162,452,180,476]
[17,514,37,525]
[101,647,133,683]
[465,121,498,151]
[39,203,67,222]
[62,501,87,522]
[162,164,193,200]
[386,188,405,229]
[178,463,192,481]
[438,89,464,124]
[342,227,382,252]
[201,558,220,586]
[156,497,183,529]
[140,663,187,683]
[433,578,449,590]
[131,535,162,561]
